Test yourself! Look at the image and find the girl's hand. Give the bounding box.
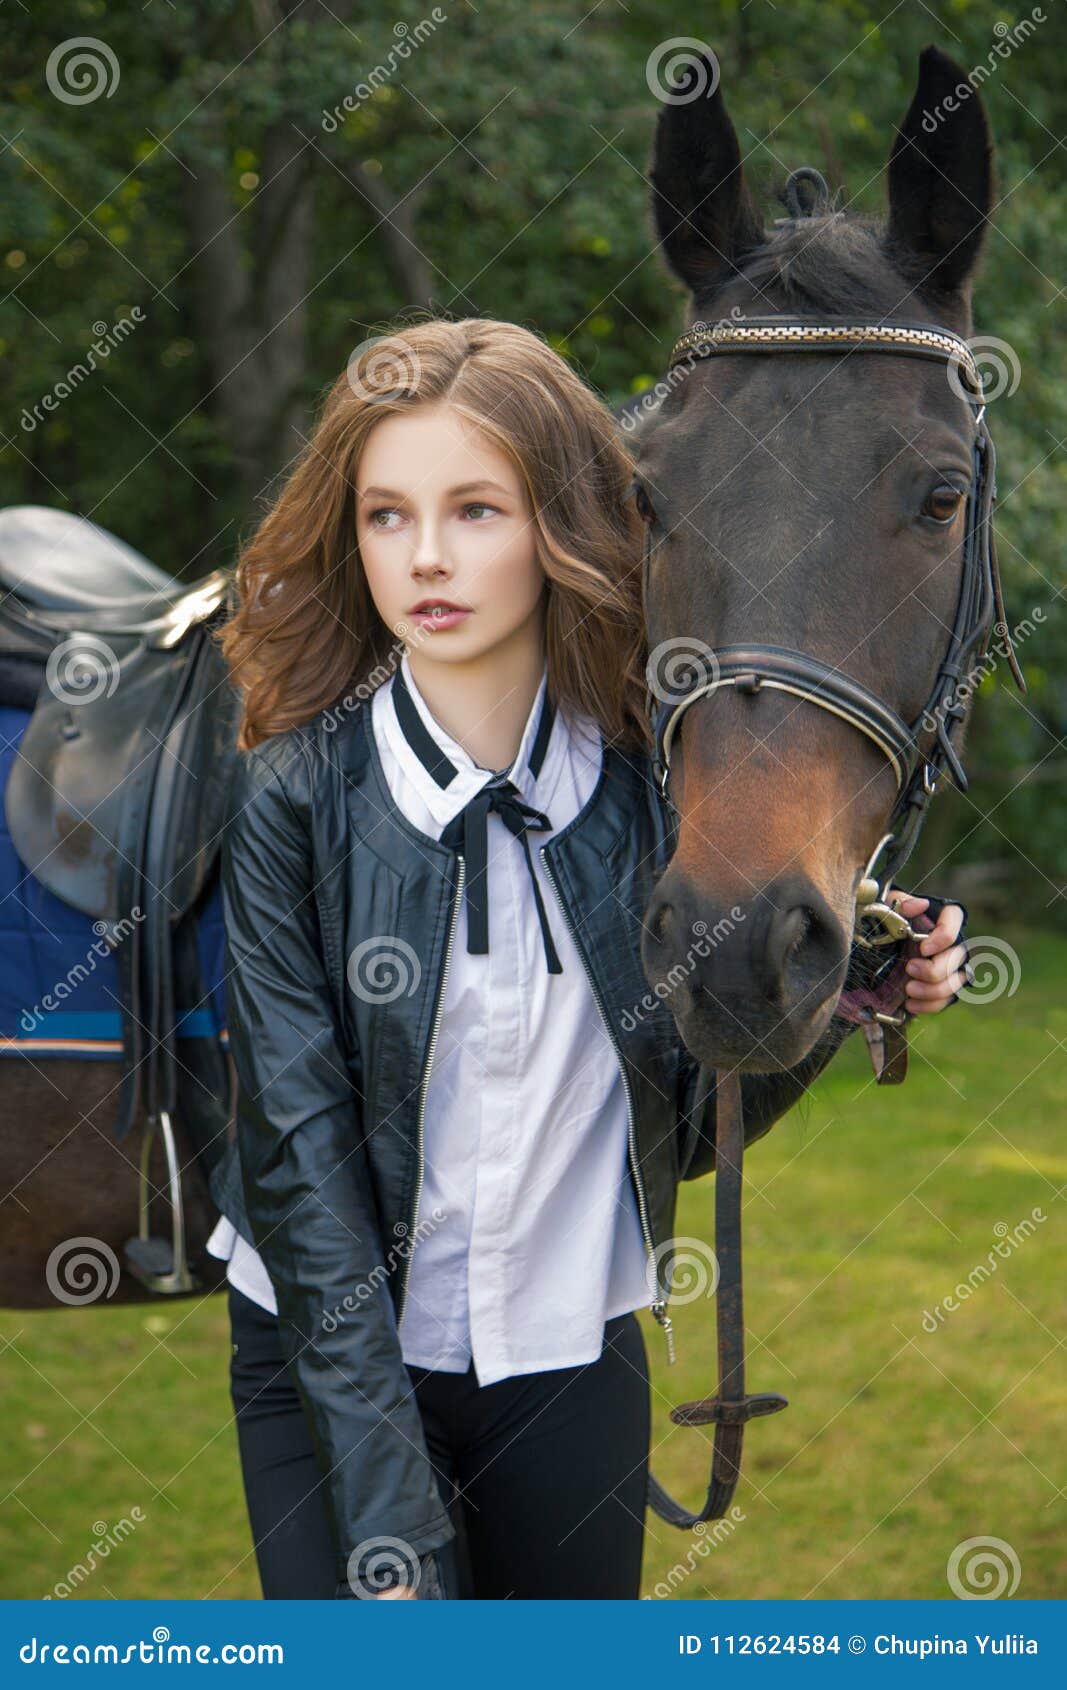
[375,1584,418,1599]
[335,1576,419,1599]
[884,890,968,1014]
[374,1550,444,1598]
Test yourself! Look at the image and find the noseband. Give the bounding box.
[643,315,1026,903]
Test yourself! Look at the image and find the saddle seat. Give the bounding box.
[0,506,229,648]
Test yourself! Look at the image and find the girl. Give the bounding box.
[205,316,968,1600]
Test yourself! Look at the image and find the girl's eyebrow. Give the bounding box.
[357,479,510,500]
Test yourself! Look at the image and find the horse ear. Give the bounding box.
[886,44,993,295]
[649,54,764,296]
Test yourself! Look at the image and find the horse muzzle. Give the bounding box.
[641,867,851,1071]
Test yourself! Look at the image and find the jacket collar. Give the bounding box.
[380,651,566,830]
[335,682,649,876]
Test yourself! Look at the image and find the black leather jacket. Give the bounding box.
[207,695,856,1582]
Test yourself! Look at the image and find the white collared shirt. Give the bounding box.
[206,652,651,1384]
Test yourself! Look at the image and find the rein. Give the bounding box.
[640,292,1026,1533]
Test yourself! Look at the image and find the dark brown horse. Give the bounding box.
[633,45,1006,1074]
[0,1061,228,1307]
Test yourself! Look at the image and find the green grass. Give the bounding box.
[1,927,1062,1600]
[643,926,1066,1601]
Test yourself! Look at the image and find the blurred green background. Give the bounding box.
[1,0,1063,1603]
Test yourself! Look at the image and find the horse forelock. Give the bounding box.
[693,213,970,332]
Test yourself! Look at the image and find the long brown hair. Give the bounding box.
[215,315,652,756]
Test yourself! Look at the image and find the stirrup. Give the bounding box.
[123,1109,199,1295]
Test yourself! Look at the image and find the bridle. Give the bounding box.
[638,306,1028,1537]
[642,315,1026,918]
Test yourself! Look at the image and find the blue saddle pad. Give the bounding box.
[0,705,229,1060]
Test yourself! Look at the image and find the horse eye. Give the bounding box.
[632,481,655,523]
[921,483,965,524]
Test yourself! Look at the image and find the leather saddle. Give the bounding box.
[0,506,240,1294]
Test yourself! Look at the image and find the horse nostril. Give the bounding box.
[765,904,809,981]
[761,892,845,1008]
[652,901,673,945]
[781,902,842,995]
[782,906,811,962]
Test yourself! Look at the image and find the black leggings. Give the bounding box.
[227,1282,651,1599]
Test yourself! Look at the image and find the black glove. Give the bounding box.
[914,893,972,1003]
[918,893,969,937]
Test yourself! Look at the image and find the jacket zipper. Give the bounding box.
[397,854,465,1327]
[538,844,676,1365]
